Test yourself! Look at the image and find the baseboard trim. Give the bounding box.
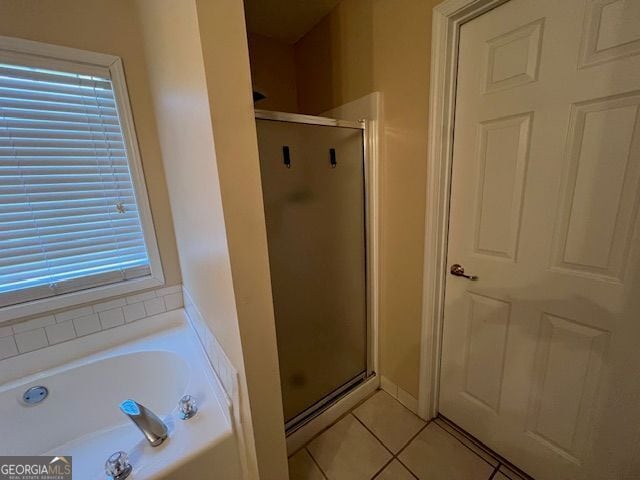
[379,375,420,416]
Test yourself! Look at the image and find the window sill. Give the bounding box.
[0,276,164,324]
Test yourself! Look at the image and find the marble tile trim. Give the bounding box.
[0,285,184,359]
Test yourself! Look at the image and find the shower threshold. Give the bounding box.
[285,372,369,434]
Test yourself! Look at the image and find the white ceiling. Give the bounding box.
[244,0,341,44]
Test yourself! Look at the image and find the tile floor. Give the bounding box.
[288,390,532,480]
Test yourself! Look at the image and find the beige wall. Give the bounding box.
[133,0,258,476]
[0,0,181,288]
[295,0,438,397]
[136,0,287,479]
[133,0,242,365]
[248,33,299,113]
[4,1,288,476]
[294,0,375,115]
[195,2,288,479]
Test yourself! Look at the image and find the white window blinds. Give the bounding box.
[0,62,151,308]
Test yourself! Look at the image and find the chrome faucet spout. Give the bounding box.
[119,399,168,447]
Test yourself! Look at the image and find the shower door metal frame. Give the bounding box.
[255,109,379,427]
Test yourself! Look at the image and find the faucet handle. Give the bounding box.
[178,394,198,420]
[105,451,132,480]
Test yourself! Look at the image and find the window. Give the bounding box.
[0,37,163,320]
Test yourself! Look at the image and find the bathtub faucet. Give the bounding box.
[119,399,168,447]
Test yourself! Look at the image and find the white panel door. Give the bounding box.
[440,0,640,478]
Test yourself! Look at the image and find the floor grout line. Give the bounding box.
[391,422,430,479]
[305,446,329,480]
[351,407,428,479]
[350,413,404,479]
[351,412,396,457]
[395,421,429,457]
[303,412,398,480]
[395,456,420,479]
[369,457,395,479]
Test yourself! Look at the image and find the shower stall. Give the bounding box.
[255,110,372,432]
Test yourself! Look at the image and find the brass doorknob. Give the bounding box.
[450,264,478,281]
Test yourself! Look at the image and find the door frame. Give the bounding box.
[417,0,511,419]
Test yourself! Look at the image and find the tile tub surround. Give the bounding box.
[181,286,248,480]
[0,285,184,360]
[181,287,238,403]
[289,390,533,480]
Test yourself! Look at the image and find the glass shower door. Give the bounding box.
[256,117,367,428]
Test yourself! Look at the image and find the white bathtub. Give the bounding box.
[0,309,242,479]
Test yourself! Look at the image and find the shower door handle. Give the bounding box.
[283,146,291,168]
